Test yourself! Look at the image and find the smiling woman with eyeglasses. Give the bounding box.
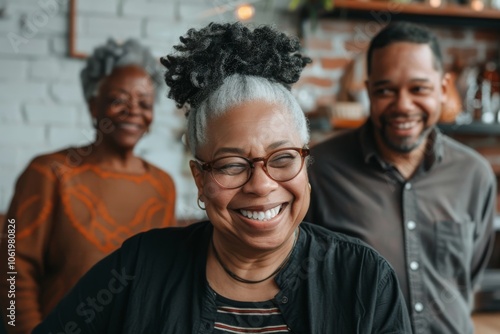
[34,22,412,334]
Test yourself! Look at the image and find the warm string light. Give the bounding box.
[471,0,485,11]
[236,4,255,21]
[429,0,442,8]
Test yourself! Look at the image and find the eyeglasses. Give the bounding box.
[195,147,310,189]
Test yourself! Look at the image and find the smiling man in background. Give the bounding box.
[306,21,496,334]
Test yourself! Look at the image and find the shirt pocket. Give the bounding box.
[435,220,475,279]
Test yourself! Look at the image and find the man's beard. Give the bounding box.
[378,114,434,153]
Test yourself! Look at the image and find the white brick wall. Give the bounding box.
[0,18,18,33]
[40,15,67,35]
[76,0,117,15]
[0,187,14,217]
[0,148,18,168]
[0,59,29,80]
[0,168,17,211]
[122,1,173,19]
[0,124,46,147]
[24,103,78,124]
[47,124,93,147]
[0,82,49,101]
[84,17,142,39]
[0,102,23,123]
[50,35,68,55]
[0,36,50,55]
[30,58,63,80]
[0,0,298,219]
[50,83,84,103]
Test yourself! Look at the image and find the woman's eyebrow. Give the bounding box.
[267,140,291,150]
[107,88,153,97]
[213,147,246,157]
[213,141,291,157]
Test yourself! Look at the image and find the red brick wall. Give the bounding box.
[298,18,500,109]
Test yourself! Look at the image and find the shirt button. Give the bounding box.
[281,296,289,304]
[405,183,412,190]
[407,221,416,230]
[414,302,424,312]
[410,261,419,270]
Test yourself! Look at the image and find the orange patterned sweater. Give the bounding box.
[0,148,176,333]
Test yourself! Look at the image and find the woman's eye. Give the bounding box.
[214,163,248,175]
[110,98,127,106]
[140,101,153,110]
[269,154,295,167]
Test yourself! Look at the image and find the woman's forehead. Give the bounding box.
[208,101,294,132]
[202,101,301,154]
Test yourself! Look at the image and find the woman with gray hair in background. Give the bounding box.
[0,39,176,334]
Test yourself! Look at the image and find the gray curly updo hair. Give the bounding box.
[80,38,164,102]
[162,22,311,155]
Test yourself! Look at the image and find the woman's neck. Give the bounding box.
[84,141,146,174]
[206,230,297,302]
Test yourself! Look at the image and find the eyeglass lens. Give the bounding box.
[210,149,305,188]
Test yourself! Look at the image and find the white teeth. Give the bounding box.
[240,205,282,221]
[118,123,140,130]
[394,121,416,129]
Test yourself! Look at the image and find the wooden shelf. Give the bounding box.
[438,122,500,136]
[331,117,367,129]
[332,1,500,20]
[303,0,500,29]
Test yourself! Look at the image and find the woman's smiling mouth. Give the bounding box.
[239,204,283,221]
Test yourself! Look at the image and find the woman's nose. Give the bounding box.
[242,162,278,195]
[129,100,141,115]
[120,100,141,118]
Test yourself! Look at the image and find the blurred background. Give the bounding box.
[0,0,500,330]
[0,0,302,222]
[0,0,500,224]
[0,0,499,224]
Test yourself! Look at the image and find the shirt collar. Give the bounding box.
[359,120,444,171]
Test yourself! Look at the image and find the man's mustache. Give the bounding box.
[380,113,426,123]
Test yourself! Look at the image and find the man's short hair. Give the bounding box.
[366,22,443,75]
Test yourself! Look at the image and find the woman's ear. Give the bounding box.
[189,160,204,194]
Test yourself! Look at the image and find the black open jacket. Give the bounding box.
[33,221,412,333]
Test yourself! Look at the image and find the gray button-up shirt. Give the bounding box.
[306,121,496,334]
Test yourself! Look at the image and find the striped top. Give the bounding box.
[214,293,290,333]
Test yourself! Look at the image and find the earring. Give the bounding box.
[308,183,312,193]
[197,196,206,211]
